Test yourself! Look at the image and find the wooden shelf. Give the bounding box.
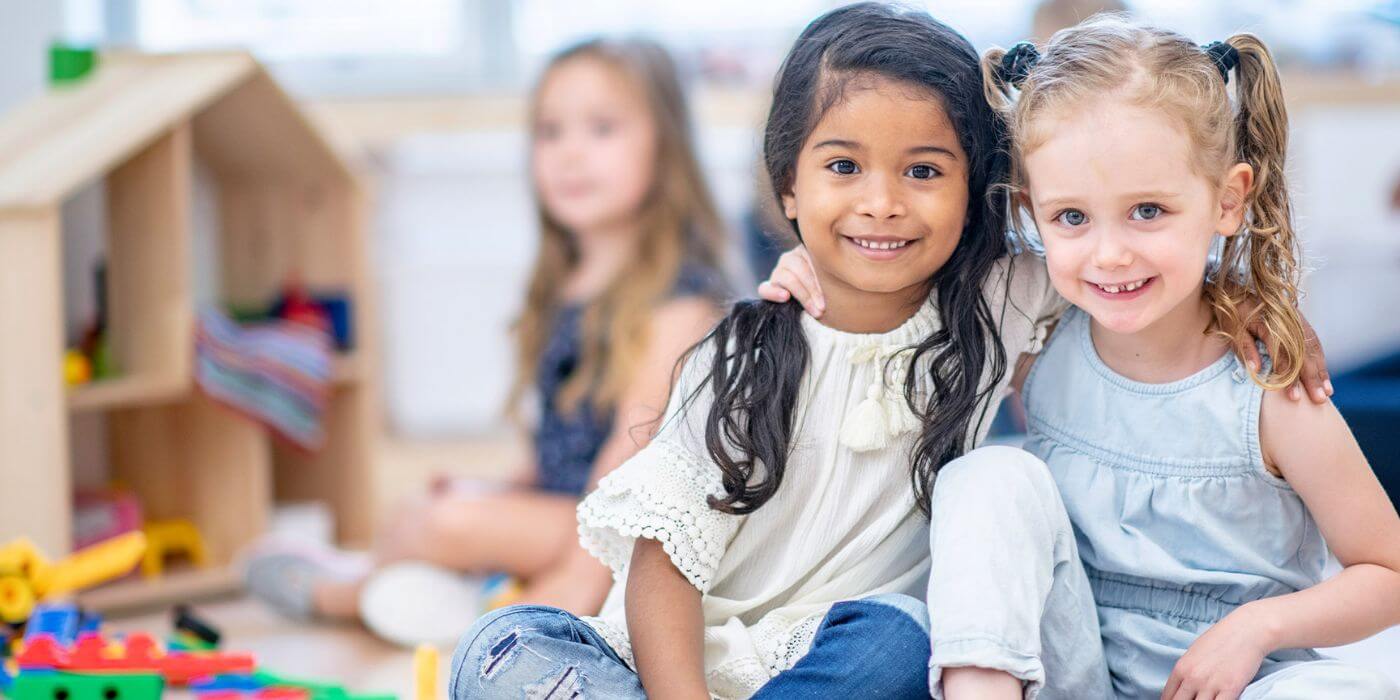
[68,375,189,413]
[331,352,361,385]
[0,50,376,559]
[76,565,243,616]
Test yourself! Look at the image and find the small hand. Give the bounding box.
[756,246,825,317]
[1240,306,1331,404]
[1162,606,1272,700]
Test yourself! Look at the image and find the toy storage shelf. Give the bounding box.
[0,51,377,611]
[77,566,243,616]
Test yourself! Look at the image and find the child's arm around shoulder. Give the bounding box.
[1255,390,1400,648]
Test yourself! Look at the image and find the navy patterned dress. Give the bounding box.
[532,264,724,496]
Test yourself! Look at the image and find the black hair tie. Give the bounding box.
[1202,41,1239,83]
[1000,41,1040,88]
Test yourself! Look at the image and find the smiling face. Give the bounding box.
[781,74,969,314]
[531,56,657,237]
[1024,100,1251,335]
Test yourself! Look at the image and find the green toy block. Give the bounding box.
[49,44,98,84]
[10,671,163,700]
[251,670,396,700]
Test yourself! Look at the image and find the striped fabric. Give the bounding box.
[195,307,333,450]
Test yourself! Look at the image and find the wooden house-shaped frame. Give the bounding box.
[0,52,375,610]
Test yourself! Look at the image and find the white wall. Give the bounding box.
[0,1,60,114]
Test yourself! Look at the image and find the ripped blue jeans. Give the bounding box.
[449,593,932,699]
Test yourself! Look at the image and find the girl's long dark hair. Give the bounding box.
[693,3,1011,516]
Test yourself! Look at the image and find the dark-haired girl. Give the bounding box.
[449,4,1068,698]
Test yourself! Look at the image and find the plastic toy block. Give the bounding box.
[191,673,269,692]
[0,533,146,625]
[256,689,312,700]
[78,609,102,634]
[24,604,81,646]
[9,670,163,700]
[141,519,209,579]
[168,631,217,652]
[19,632,254,684]
[15,634,65,669]
[174,604,222,646]
[195,690,311,700]
[413,644,437,700]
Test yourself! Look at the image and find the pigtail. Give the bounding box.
[1205,33,1306,389]
[982,47,1015,112]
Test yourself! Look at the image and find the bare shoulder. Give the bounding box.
[1258,385,1352,479]
[652,296,722,334]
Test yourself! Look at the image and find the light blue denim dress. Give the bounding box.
[1020,307,1396,698]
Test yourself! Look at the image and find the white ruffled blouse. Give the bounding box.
[576,253,1064,699]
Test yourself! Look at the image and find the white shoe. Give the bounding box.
[358,561,485,648]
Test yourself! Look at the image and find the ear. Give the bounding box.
[781,190,798,221]
[1216,163,1254,238]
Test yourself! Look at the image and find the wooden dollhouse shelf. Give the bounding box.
[0,51,378,597]
[68,375,190,413]
[76,566,242,616]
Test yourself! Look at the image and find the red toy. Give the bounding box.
[17,631,255,684]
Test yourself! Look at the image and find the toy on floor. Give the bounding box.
[169,603,223,651]
[413,644,438,700]
[16,632,255,683]
[141,518,210,578]
[0,532,146,624]
[8,668,163,700]
[190,670,396,700]
[6,601,400,700]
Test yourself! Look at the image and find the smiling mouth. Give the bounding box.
[1088,277,1154,295]
[845,236,915,251]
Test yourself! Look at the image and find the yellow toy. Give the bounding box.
[413,644,439,700]
[140,519,208,579]
[63,349,92,386]
[0,532,146,624]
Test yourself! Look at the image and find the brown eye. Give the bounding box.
[907,164,937,179]
[827,159,858,175]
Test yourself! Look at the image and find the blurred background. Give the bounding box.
[0,0,1396,692]
[6,0,1396,445]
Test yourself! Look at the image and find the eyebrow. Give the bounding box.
[1036,191,1181,209]
[812,139,958,160]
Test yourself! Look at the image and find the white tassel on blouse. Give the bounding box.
[839,343,919,452]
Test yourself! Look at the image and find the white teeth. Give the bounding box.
[853,238,910,251]
[1095,278,1148,294]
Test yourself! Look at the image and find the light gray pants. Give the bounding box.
[924,446,1399,700]
[925,446,1110,700]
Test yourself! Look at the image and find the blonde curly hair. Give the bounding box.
[982,15,1305,389]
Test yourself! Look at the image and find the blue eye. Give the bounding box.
[827,159,858,175]
[1057,209,1087,226]
[907,164,939,179]
[1131,203,1163,221]
[592,120,616,137]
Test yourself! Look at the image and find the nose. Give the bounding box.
[853,172,906,220]
[1090,227,1134,270]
